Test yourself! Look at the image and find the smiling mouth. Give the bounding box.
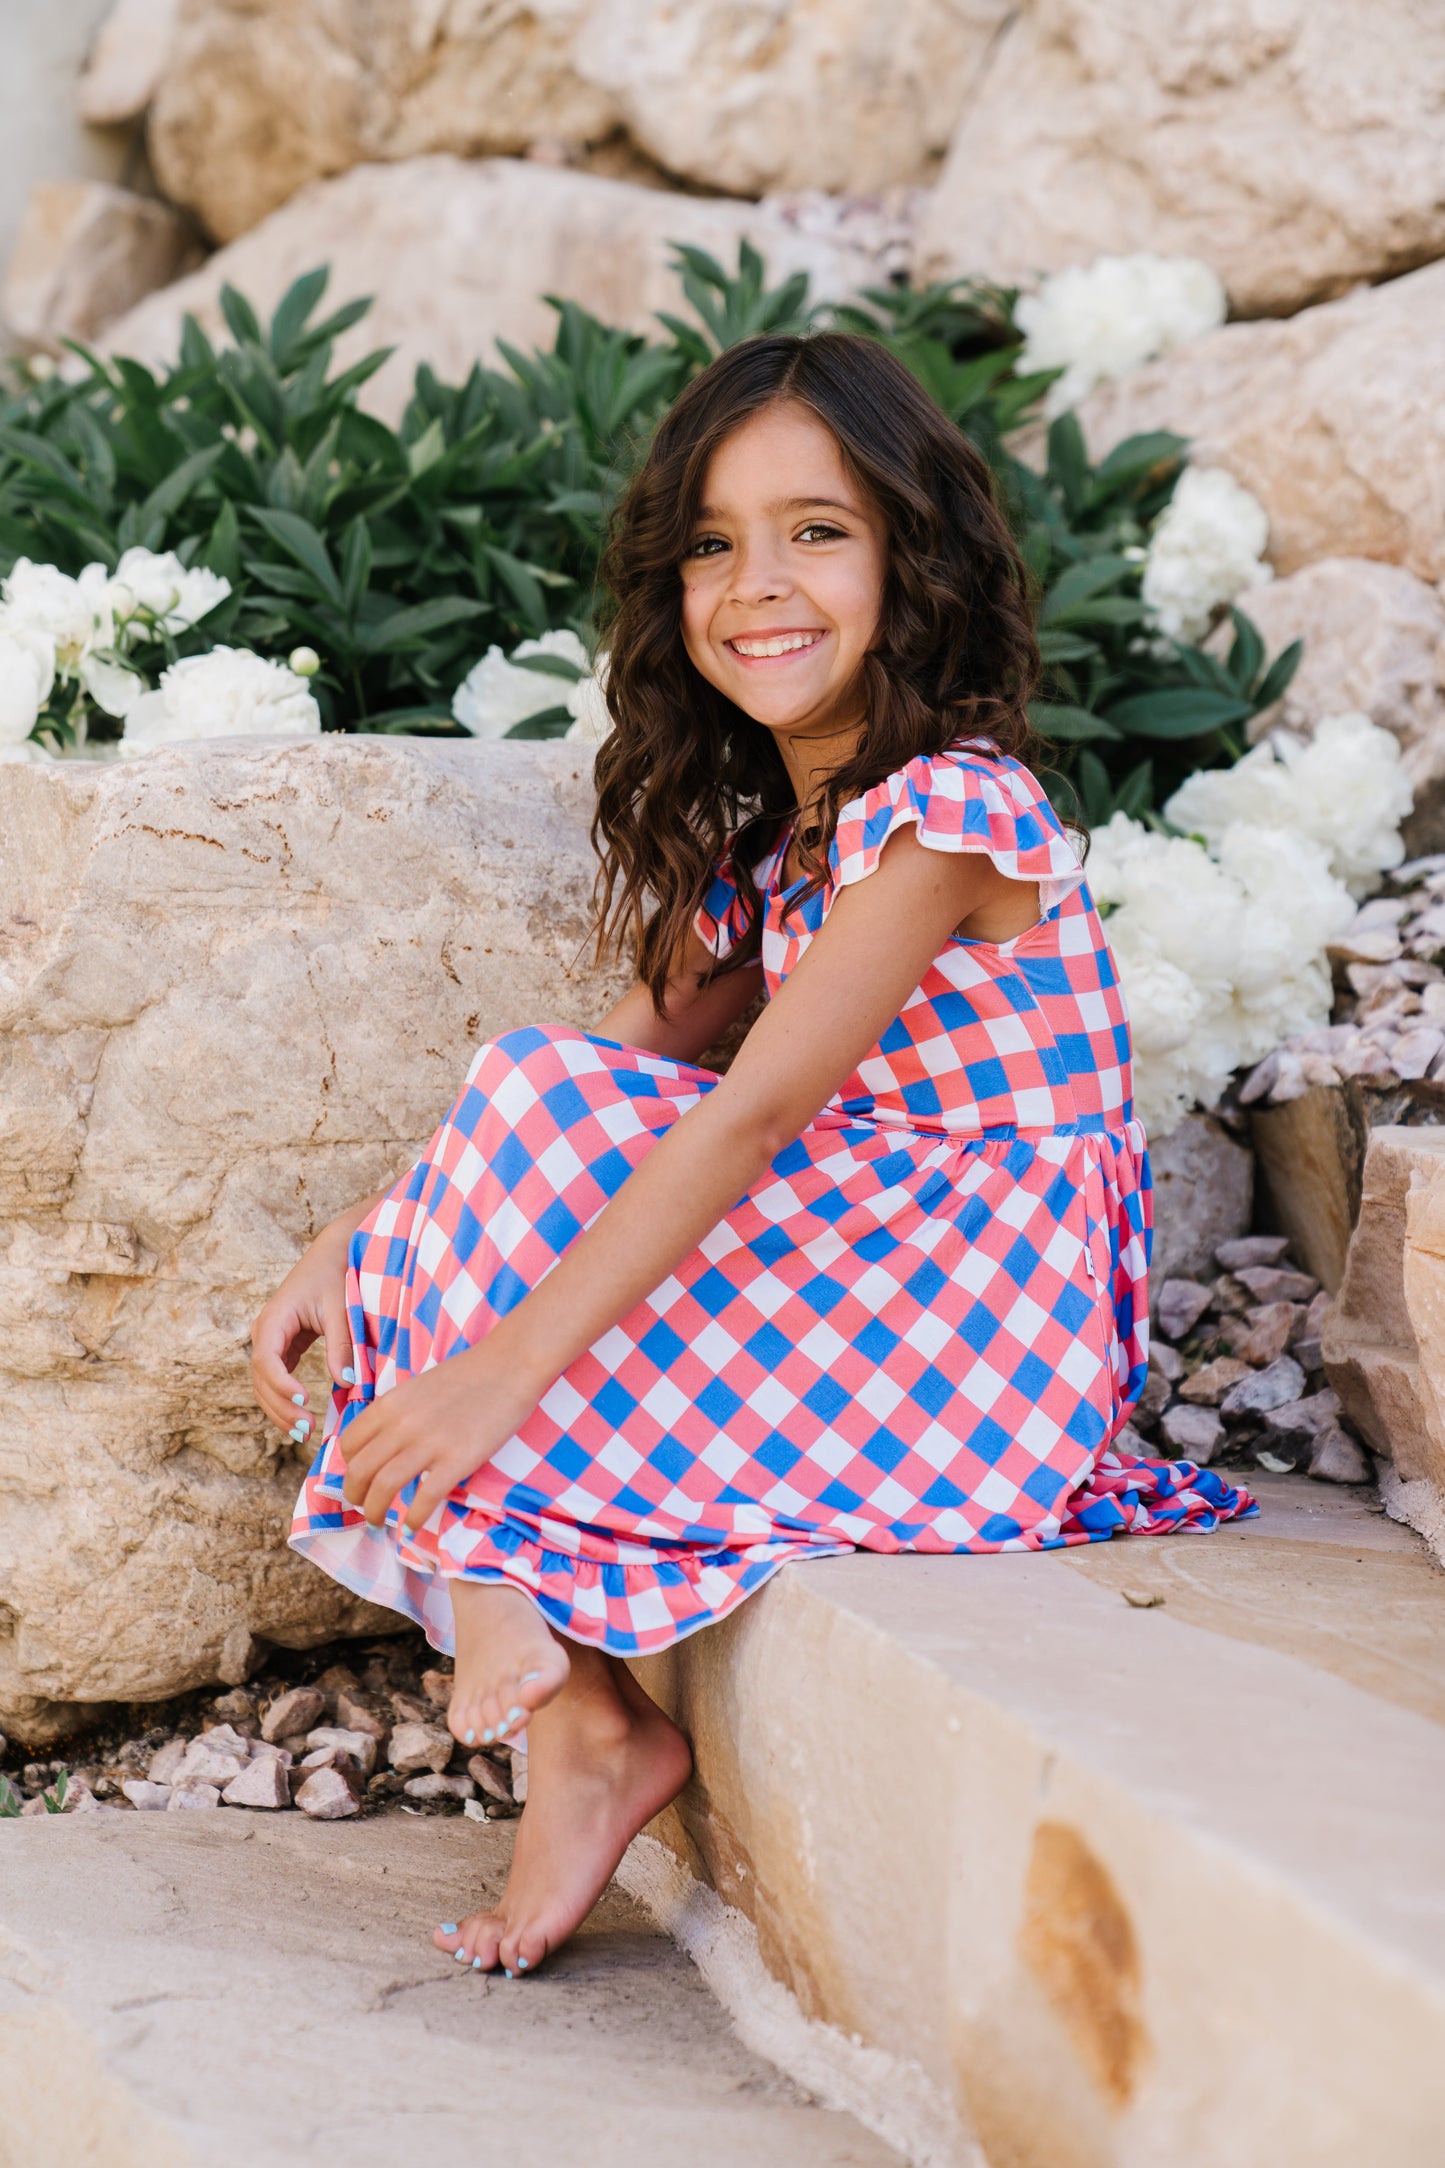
[725,630,826,659]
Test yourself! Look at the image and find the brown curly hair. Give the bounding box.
[590,331,1040,1006]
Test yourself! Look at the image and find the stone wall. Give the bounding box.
[0,738,627,1743]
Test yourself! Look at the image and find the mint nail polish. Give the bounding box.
[292,1392,306,1407]
[440,1923,458,1935]
[342,1366,356,1385]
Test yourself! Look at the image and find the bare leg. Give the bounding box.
[434,1641,691,1974]
[445,1579,570,1750]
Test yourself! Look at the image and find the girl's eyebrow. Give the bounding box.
[693,495,858,520]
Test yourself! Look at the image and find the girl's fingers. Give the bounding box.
[321,1293,356,1393]
[361,1440,433,1526]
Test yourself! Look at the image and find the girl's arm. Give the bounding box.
[341,829,1030,1528]
[593,946,765,1065]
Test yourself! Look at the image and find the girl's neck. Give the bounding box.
[773,714,865,825]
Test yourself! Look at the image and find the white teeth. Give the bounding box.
[729,632,822,658]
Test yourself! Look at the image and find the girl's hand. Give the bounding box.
[250,1222,355,1445]
[337,1340,541,1533]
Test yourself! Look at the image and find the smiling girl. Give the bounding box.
[254,332,1253,1977]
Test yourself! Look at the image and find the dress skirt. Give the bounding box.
[291,1024,1254,1658]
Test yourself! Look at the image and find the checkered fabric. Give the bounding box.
[291,743,1254,1657]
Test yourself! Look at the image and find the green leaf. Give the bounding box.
[1253,636,1303,712]
[1225,605,1265,692]
[1039,555,1135,620]
[136,442,225,531]
[1027,700,1122,743]
[510,650,585,682]
[203,498,243,583]
[268,268,330,364]
[218,284,264,348]
[1045,414,1089,517]
[1104,687,1254,739]
[354,595,486,655]
[1036,628,1099,666]
[341,518,372,616]
[504,706,574,738]
[248,506,344,605]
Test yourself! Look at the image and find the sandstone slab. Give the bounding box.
[919,0,1445,318]
[1251,1084,1370,1296]
[2,180,200,353]
[0,738,627,1745]
[575,0,1010,198]
[1242,559,1445,853]
[78,0,181,125]
[102,155,881,424]
[1323,1125,1445,1493]
[147,0,615,241]
[1072,261,1445,584]
[0,1816,890,2167]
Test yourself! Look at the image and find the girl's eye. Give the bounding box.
[686,534,729,559]
[798,522,845,543]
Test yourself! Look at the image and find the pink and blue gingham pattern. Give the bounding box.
[291,743,1254,1656]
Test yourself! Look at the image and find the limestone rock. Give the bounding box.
[0,738,627,1746]
[1072,262,1445,584]
[574,0,1011,198]
[1241,560,1445,853]
[1219,1357,1306,1420]
[304,1725,378,1778]
[102,155,882,425]
[1179,1358,1251,1408]
[120,1779,172,1810]
[1158,1405,1223,1464]
[221,1755,290,1809]
[467,1752,514,1804]
[918,0,1445,318]
[146,1738,189,1784]
[1155,1278,1212,1345]
[404,1771,475,1802]
[388,1721,455,1776]
[1147,1114,1252,1284]
[1250,1085,1369,1297]
[294,1765,360,1820]
[147,0,616,241]
[1308,1426,1373,1486]
[173,1740,247,1788]
[1324,1126,1445,1492]
[260,1688,326,1744]
[1,181,200,354]
[78,0,181,125]
[167,1782,221,1811]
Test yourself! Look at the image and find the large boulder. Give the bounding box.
[918,0,1445,318]
[1,181,200,353]
[1241,560,1445,854]
[147,0,617,242]
[77,0,181,126]
[574,0,1012,197]
[0,738,627,1746]
[1071,261,1445,584]
[101,155,882,423]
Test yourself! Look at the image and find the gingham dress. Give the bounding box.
[291,742,1254,1656]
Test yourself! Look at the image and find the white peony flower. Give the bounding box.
[0,626,57,744]
[1165,712,1413,898]
[108,547,230,635]
[0,558,113,672]
[121,646,321,754]
[1140,465,1271,643]
[79,649,147,719]
[563,651,611,745]
[452,629,590,738]
[1090,805,1360,1136]
[1015,253,1226,417]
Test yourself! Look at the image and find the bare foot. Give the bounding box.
[445,1580,570,1751]
[434,1649,690,1976]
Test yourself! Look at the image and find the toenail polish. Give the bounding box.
[440,1923,458,1935]
[505,1705,525,1726]
[520,1670,542,1684]
[464,1729,476,1745]
[504,1969,514,1979]
[517,1957,529,1971]
[472,1956,483,1970]
[454,1949,469,1962]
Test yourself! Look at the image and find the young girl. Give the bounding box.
[253,331,1253,1978]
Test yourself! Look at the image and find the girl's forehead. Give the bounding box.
[699,405,860,509]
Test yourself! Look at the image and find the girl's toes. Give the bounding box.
[434,1921,462,1954]
[462,1911,505,1970]
[448,1696,487,1748]
[500,1926,547,1977]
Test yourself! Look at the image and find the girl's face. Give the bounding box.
[680,400,888,762]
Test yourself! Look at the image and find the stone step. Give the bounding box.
[629,1472,1445,2167]
[0,1813,900,2168]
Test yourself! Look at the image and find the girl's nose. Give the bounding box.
[729,542,793,606]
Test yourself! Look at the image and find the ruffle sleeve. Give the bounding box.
[693,848,752,961]
[829,743,1084,914]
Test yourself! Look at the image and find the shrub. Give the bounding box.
[0,247,1296,815]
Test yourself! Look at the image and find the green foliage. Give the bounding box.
[0,1772,21,1817]
[0,1768,66,1815]
[0,249,1295,809]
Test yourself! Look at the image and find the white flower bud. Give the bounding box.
[288,646,321,678]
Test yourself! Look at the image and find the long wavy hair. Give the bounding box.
[591,331,1040,1005]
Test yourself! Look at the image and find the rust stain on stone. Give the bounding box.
[1017,1821,1149,2109]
